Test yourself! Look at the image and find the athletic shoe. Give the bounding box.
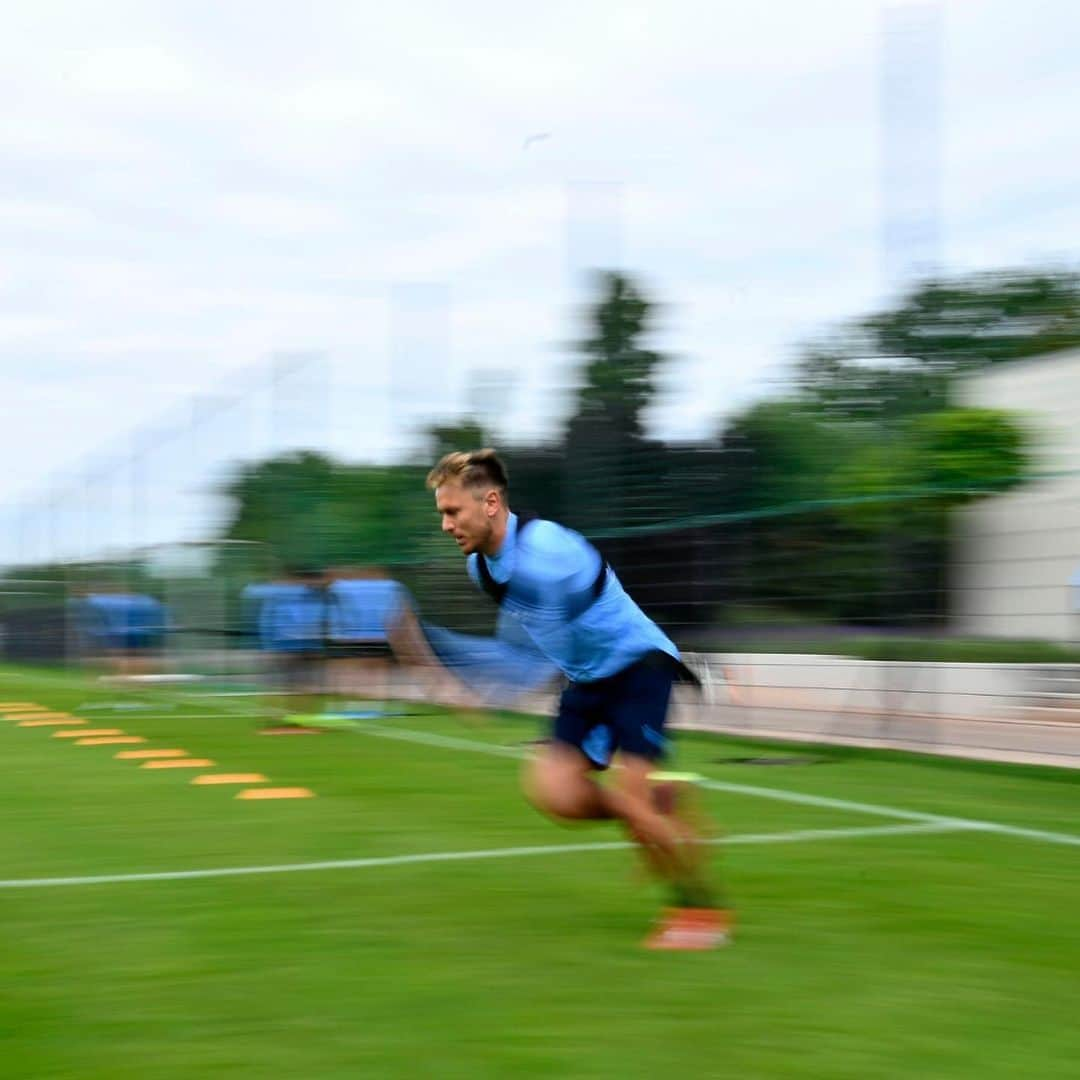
[643,907,733,950]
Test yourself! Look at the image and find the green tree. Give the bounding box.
[572,271,665,440]
[424,419,489,460]
[718,363,1033,625]
[220,451,435,571]
[908,407,1030,500]
[563,272,672,530]
[717,400,858,513]
[831,407,1030,529]
[819,408,1027,623]
[798,268,1080,422]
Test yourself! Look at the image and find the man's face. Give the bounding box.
[435,481,498,556]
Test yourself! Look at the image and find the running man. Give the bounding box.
[427,449,729,949]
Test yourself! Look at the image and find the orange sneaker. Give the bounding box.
[643,907,733,951]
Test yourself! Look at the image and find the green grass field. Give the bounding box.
[1,664,1078,1079]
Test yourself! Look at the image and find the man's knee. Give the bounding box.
[523,748,602,821]
[613,753,657,801]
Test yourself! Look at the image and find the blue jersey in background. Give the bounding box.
[257,583,325,653]
[326,579,408,642]
[80,594,169,651]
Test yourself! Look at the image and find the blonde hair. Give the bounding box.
[426,448,509,494]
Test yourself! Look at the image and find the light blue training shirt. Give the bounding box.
[257,583,325,653]
[466,512,678,683]
[326,579,408,642]
[79,594,169,644]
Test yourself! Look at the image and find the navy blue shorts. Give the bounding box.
[553,652,676,769]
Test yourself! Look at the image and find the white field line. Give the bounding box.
[0,668,267,715]
[5,668,1078,850]
[0,821,965,890]
[349,725,530,759]
[352,723,1080,850]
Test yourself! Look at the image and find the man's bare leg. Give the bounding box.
[524,745,703,884]
[525,745,729,948]
[606,754,714,895]
[523,742,613,820]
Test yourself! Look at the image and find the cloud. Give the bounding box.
[0,0,1078,555]
[70,45,199,99]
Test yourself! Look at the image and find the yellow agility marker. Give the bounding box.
[0,702,43,710]
[115,749,190,760]
[648,771,705,784]
[191,773,269,785]
[236,787,314,800]
[53,728,123,738]
[76,736,147,746]
[21,719,86,728]
[141,758,215,770]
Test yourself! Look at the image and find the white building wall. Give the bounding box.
[954,347,1080,641]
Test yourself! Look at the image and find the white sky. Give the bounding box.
[1,0,1078,559]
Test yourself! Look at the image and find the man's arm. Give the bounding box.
[386,605,483,709]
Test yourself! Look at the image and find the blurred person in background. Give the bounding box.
[77,586,169,677]
[239,576,282,691]
[324,566,410,705]
[72,585,111,669]
[255,567,328,728]
[239,578,279,649]
[427,449,729,950]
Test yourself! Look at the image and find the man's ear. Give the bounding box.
[484,489,500,517]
